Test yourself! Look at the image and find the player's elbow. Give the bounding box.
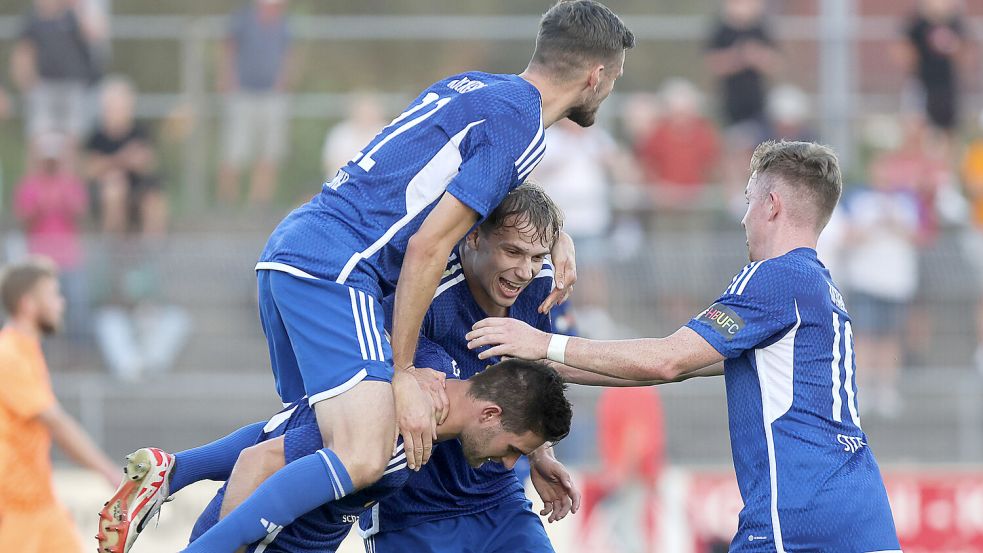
[35,403,66,430]
[639,356,685,383]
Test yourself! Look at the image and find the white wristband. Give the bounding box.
[546,334,570,364]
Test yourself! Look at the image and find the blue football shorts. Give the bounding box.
[363,499,554,553]
[256,267,393,407]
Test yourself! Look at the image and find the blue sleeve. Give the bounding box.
[526,275,554,334]
[445,94,539,218]
[685,261,797,359]
[414,334,459,380]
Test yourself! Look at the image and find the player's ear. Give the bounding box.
[768,190,781,221]
[586,63,604,94]
[466,229,481,250]
[479,404,503,424]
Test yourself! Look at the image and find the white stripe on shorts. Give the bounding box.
[308,368,368,406]
[358,291,377,361]
[349,289,369,361]
[367,295,385,361]
[255,261,319,279]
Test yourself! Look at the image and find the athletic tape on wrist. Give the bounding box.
[546,334,570,364]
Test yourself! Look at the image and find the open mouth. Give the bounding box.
[498,277,523,298]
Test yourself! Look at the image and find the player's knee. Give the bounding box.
[339,448,389,488]
[237,440,285,482]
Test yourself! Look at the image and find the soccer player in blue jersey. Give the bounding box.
[209,183,638,552]
[467,141,903,552]
[185,358,572,553]
[96,2,633,551]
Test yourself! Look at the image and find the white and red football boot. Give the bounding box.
[96,447,175,553]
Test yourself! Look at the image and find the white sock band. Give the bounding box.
[546,334,570,365]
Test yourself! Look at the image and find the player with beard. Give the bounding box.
[184,359,572,553]
[0,259,120,552]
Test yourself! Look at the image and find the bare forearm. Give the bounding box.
[47,409,115,474]
[391,238,454,370]
[562,327,722,382]
[676,363,724,381]
[548,360,666,387]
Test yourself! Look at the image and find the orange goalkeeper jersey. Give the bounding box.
[0,326,58,511]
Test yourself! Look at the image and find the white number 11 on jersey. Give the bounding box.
[831,312,861,427]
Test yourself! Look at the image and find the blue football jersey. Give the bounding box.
[259,72,545,300]
[359,251,554,535]
[686,248,899,552]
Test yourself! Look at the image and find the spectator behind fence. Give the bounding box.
[0,259,119,552]
[217,0,292,207]
[706,0,779,221]
[83,80,187,380]
[322,92,387,180]
[873,113,950,245]
[843,160,921,419]
[84,76,167,237]
[578,387,665,553]
[10,0,106,166]
[635,78,720,209]
[766,83,818,143]
[704,0,779,131]
[898,0,969,144]
[533,118,639,339]
[13,132,89,339]
[866,114,951,371]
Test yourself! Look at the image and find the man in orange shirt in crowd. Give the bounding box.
[0,258,120,552]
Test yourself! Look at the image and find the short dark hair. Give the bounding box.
[750,140,842,230]
[479,182,564,248]
[531,0,635,80]
[0,258,57,316]
[468,358,572,443]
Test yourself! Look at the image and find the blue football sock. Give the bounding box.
[181,448,354,552]
[170,421,266,494]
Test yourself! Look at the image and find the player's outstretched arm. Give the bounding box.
[39,403,120,487]
[466,318,724,383]
[549,360,723,386]
[392,192,479,470]
[551,362,667,386]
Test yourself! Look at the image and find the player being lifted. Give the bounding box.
[98,184,607,553]
[467,141,902,552]
[97,1,634,551]
[203,183,637,552]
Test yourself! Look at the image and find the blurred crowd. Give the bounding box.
[3,0,983,413]
[2,1,983,552]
